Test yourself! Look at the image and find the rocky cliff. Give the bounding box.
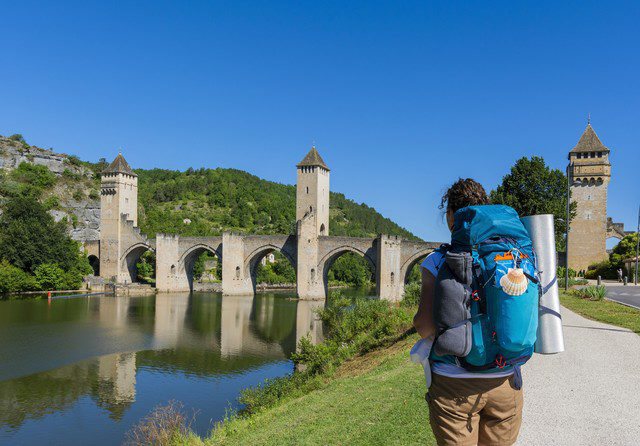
[0,135,100,241]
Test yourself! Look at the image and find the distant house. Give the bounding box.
[260,253,276,266]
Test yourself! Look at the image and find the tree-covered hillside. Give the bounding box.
[136,167,419,240]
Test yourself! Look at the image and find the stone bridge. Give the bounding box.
[91,150,441,301]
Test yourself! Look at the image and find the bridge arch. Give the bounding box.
[179,243,223,292]
[319,246,377,297]
[244,244,297,293]
[120,242,155,284]
[400,248,435,284]
[88,255,100,276]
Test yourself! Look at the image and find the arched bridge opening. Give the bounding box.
[121,243,155,284]
[179,244,222,292]
[245,245,297,294]
[320,247,377,300]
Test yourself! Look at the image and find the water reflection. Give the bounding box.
[0,292,325,445]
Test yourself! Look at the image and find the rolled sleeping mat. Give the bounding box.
[520,214,565,354]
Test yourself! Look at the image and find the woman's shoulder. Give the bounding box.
[420,250,446,276]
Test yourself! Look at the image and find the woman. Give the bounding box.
[413,178,523,446]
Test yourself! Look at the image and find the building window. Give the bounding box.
[125,198,129,204]
[306,186,309,194]
[577,153,581,159]
[235,266,240,279]
[310,206,313,213]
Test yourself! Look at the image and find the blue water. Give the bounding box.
[0,292,325,445]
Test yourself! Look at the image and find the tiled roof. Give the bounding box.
[570,124,609,153]
[297,146,329,170]
[103,153,136,176]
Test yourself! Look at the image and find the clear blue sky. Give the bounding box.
[1,1,638,242]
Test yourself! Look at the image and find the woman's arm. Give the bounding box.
[413,267,436,339]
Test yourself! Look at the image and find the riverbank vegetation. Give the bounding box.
[128,290,425,445]
[0,194,92,294]
[560,291,640,334]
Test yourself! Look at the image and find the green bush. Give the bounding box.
[9,162,56,196]
[0,260,37,293]
[402,282,421,307]
[585,261,617,280]
[557,266,577,279]
[574,285,606,301]
[239,296,414,414]
[34,263,66,290]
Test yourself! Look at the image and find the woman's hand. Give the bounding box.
[413,268,437,339]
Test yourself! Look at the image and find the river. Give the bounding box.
[0,290,366,445]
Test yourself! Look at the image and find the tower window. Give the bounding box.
[306,186,309,194]
[125,198,129,204]
[310,206,313,213]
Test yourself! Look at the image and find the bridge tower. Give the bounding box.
[296,146,330,236]
[296,146,330,299]
[567,124,611,272]
[99,154,138,282]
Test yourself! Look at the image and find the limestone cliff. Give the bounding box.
[0,135,100,242]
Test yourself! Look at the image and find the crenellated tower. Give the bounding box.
[296,146,330,236]
[99,153,138,281]
[567,124,611,271]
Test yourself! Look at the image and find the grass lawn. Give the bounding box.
[188,334,435,446]
[560,292,640,334]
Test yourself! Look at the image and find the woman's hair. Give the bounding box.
[439,178,489,213]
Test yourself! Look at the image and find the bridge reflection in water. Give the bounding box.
[0,292,326,445]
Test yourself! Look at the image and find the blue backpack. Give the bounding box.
[430,205,540,373]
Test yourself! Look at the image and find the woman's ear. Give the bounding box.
[446,209,455,231]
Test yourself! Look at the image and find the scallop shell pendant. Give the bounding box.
[499,268,528,296]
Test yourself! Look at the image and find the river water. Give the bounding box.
[0,291,350,445]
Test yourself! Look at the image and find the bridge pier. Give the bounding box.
[296,214,326,300]
[377,235,404,302]
[156,234,190,293]
[222,232,254,296]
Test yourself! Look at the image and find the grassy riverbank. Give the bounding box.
[203,334,433,445]
[560,291,640,334]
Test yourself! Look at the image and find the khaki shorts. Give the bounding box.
[426,373,523,446]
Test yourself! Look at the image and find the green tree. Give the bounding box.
[610,233,639,265]
[327,253,373,287]
[136,251,156,283]
[0,195,83,272]
[490,156,576,250]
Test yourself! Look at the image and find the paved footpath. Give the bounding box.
[517,307,640,446]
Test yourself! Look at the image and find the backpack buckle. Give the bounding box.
[494,354,506,369]
[471,290,481,302]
